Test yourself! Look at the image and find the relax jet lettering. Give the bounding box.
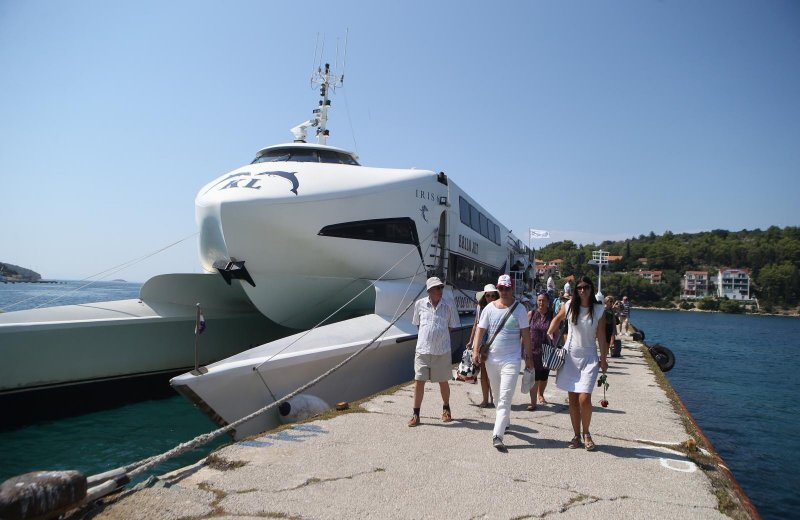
[212,171,301,195]
[458,234,479,254]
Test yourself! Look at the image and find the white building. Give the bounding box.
[682,271,709,299]
[716,267,751,301]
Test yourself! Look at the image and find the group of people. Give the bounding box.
[410,274,622,453]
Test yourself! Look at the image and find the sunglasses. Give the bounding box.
[485,293,499,299]
[498,286,512,291]
[577,285,591,291]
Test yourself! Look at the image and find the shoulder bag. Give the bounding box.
[542,329,569,371]
[479,301,519,357]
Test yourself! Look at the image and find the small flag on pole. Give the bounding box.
[529,228,550,239]
[195,308,206,335]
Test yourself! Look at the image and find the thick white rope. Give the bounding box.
[121,284,424,481]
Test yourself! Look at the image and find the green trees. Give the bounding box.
[536,226,800,309]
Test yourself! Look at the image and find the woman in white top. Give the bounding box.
[547,276,609,451]
[472,275,533,452]
[466,284,500,408]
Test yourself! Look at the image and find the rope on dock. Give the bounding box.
[81,233,436,501]
[122,285,424,481]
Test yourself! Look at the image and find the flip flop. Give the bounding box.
[526,404,536,411]
[537,397,548,404]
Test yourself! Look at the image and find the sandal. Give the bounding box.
[526,404,536,411]
[537,397,547,404]
[568,435,582,449]
[478,402,490,408]
[584,433,596,451]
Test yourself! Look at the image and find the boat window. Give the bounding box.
[318,217,419,245]
[488,220,496,243]
[479,213,489,237]
[459,197,470,226]
[252,148,360,165]
[449,253,500,292]
[469,206,481,233]
[494,223,501,245]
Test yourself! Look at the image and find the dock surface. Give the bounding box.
[78,338,745,519]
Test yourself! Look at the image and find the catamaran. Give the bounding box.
[0,62,530,433]
[170,63,530,439]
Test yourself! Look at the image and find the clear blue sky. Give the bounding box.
[1,0,798,282]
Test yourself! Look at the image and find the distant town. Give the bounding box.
[533,226,799,316]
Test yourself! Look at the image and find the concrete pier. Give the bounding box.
[72,337,754,519]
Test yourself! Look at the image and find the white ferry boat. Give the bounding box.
[0,62,530,432]
[170,63,531,439]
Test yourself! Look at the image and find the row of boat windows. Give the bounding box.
[251,148,360,165]
[450,253,501,292]
[459,196,501,245]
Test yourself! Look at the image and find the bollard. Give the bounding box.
[0,471,86,520]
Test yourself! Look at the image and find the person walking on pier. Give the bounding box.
[526,291,554,410]
[472,274,533,452]
[408,277,460,427]
[619,296,632,335]
[466,284,499,408]
[547,275,609,451]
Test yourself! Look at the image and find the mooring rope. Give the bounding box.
[115,285,423,482]
[78,223,452,503]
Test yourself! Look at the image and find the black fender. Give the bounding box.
[649,344,675,372]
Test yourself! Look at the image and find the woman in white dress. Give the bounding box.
[547,276,609,451]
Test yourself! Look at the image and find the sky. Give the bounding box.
[1,0,798,282]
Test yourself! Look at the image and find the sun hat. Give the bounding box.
[497,274,512,287]
[425,276,445,291]
[477,283,499,302]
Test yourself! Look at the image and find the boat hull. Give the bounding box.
[0,274,293,427]
[171,283,472,440]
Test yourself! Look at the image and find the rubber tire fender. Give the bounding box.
[649,344,675,372]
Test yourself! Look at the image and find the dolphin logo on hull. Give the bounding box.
[257,171,300,195]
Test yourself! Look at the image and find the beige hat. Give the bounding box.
[476,284,499,302]
[426,276,445,291]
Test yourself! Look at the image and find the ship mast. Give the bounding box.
[290,62,344,145]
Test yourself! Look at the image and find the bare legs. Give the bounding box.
[530,378,548,405]
[567,391,593,436]
[412,380,450,409]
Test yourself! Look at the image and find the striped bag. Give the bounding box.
[542,341,566,370]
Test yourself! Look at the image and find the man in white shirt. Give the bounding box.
[408,277,460,427]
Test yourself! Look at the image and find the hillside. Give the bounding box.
[536,226,799,311]
[0,262,42,281]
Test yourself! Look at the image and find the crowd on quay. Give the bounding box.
[409,270,634,453]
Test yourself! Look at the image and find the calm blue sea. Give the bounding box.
[633,309,800,520]
[1,283,797,518]
[0,280,227,485]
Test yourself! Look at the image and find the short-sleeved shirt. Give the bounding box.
[412,297,460,355]
[621,301,631,317]
[478,301,530,362]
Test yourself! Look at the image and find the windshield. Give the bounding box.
[251,148,359,165]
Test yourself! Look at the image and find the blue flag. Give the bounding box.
[195,311,206,335]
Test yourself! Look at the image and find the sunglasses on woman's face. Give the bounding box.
[486,293,499,299]
[577,285,591,291]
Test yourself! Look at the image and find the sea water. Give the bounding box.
[0,280,226,485]
[632,309,800,520]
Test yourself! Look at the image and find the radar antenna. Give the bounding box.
[290,34,347,145]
